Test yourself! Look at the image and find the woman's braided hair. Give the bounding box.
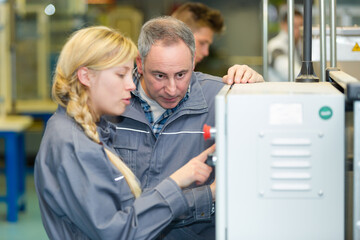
[52,26,141,198]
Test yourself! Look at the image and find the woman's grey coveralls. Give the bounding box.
[34,106,191,240]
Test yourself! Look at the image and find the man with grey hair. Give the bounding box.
[111,16,263,239]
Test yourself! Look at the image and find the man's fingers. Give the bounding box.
[223,64,264,84]
[233,65,253,83]
[222,75,230,84]
[227,66,236,80]
[239,68,252,83]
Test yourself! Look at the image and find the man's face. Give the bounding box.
[137,40,194,109]
[282,15,303,44]
[193,26,214,64]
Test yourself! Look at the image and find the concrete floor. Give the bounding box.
[0,173,48,240]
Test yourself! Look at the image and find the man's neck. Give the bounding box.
[138,77,166,123]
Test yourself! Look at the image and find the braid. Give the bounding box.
[67,87,99,143]
[67,87,141,198]
[52,69,72,108]
[104,149,141,198]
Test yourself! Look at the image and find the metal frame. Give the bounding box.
[0,131,26,222]
[16,0,50,100]
[328,70,360,240]
[0,2,12,115]
[27,5,49,100]
[354,101,360,240]
[262,0,268,81]
[262,0,296,82]
[287,0,295,82]
[319,0,326,82]
[215,87,228,240]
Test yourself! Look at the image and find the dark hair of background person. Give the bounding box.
[281,9,303,23]
[171,2,225,34]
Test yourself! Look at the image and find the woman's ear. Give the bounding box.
[77,67,91,87]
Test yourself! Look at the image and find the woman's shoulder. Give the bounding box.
[45,107,83,143]
[39,106,110,170]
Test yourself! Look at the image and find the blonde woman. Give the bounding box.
[34,26,214,240]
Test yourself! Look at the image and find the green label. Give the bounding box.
[319,106,333,120]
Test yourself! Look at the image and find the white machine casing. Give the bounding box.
[215,82,344,240]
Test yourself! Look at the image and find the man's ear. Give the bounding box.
[77,67,91,87]
[136,55,144,74]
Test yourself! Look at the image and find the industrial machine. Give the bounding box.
[214,0,360,238]
[213,82,344,239]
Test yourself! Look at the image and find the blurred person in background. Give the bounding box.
[172,2,262,84]
[268,8,303,81]
[171,2,224,65]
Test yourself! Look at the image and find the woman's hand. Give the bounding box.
[170,144,215,189]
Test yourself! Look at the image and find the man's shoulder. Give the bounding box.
[193,71,224,87]
[194,71,222,80]
[268,31,288,51]
[191,72,225,101]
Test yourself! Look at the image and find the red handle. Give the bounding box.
[203,124,211,140]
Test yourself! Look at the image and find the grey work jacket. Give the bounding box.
[110,72,224,232]
[34,106,189,240]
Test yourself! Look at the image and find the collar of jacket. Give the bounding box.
[56,105,115,145]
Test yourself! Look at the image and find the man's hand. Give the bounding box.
[222,64,264,84]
